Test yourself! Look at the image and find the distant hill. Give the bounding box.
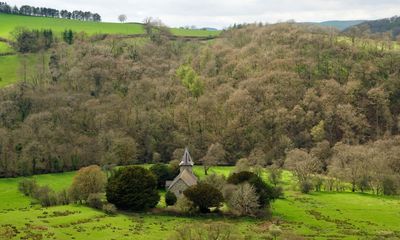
[0,13,220,39]
[316,20,366,31]
[345,16,400,39]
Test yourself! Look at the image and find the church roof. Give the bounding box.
[168,169,197,190]
[179,147,194,166]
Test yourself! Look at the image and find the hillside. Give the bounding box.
[0,13,220,89]
[317,20,365,31]
[0,23,399,175]
[0,13,220,39]
[345,16,400,39]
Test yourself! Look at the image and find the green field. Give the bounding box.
[0,54,41,88]
[1,165,399,239]
[0,55,19,87]
[0,13,220,39]
[0,42,13,54]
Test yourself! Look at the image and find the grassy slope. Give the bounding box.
[1,166,399,239]
[0,13,220,39]
[0,54,40,88]
[0,41,13,54]
[0,55,19,87]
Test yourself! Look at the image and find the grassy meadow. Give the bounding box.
[0,165,399,239]
[0,54,44,88]
[0,13,220,39]
[0,42,13,54]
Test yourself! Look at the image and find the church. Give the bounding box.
[166,147,198,197]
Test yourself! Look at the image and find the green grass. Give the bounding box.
[1,165,400,239]
[0,13,220,39]
[0,55,19,87]
[0,41,13,54]
[0,54,41,88]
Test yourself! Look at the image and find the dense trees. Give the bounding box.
[0,23,400,196]
[0,2,101,21]
[106,166,160,211]
[345,16,400,40]
[11,28,54,53]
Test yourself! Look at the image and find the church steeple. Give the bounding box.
[179,147,194,173]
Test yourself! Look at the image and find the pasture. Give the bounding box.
[0,42,13,54]
[0,13,220,39]
[0,54,42,88]
[0,165,399,239]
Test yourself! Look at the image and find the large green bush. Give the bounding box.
[227,171,278,207]
[183,183,223,213]
[106,166,160,211]
[150,163,171,189]
[165,191,177,206]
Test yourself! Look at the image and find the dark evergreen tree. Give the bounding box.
[106,166,160,211]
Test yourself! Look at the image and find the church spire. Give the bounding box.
[179,147,194,166]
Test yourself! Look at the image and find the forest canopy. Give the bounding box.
[0,23,399,184]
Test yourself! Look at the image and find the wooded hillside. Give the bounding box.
[1,23,399,181]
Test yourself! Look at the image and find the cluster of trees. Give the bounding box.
[19,179,69,206]
[104,164,280,216]
[1,23,400,195]
[165,170,281,216]
[346,15,400,40]
[285,137,400,195]
[11,28,54,53]
[10,28,76,53]
[0,2,101,21]
[18,165,117,214]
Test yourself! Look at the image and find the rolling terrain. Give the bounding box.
[0,13,220,89]
[0,13,220,39]
[1,166,399,239]
[316,20,365,31]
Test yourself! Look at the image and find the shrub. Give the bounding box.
[269,224,283,240]
[18,179,69,207]
[201,174,226,191]
[56,189,70,205]
[222,184,237,201]
[227,171,278,207]
[87,193,103,209]
[33,185,58,207]
[175,196,195,214]
[150,163,171,189]
[102,203,117,215]
[168,160,180,179]
[106,166,160,211]
[168,221,242,240]
[234,158,251,173]
[183,183,223,213]
[268,166,282,186]
[69,165,107,203]
[227,183,259,216]
[18,179,38,196]
[300,180,313,194]
[165,191,177,206]
[382,177,397,195]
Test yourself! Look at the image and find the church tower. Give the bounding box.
[179,147,194,173]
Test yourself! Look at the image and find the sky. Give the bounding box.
[8,0,400,29]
